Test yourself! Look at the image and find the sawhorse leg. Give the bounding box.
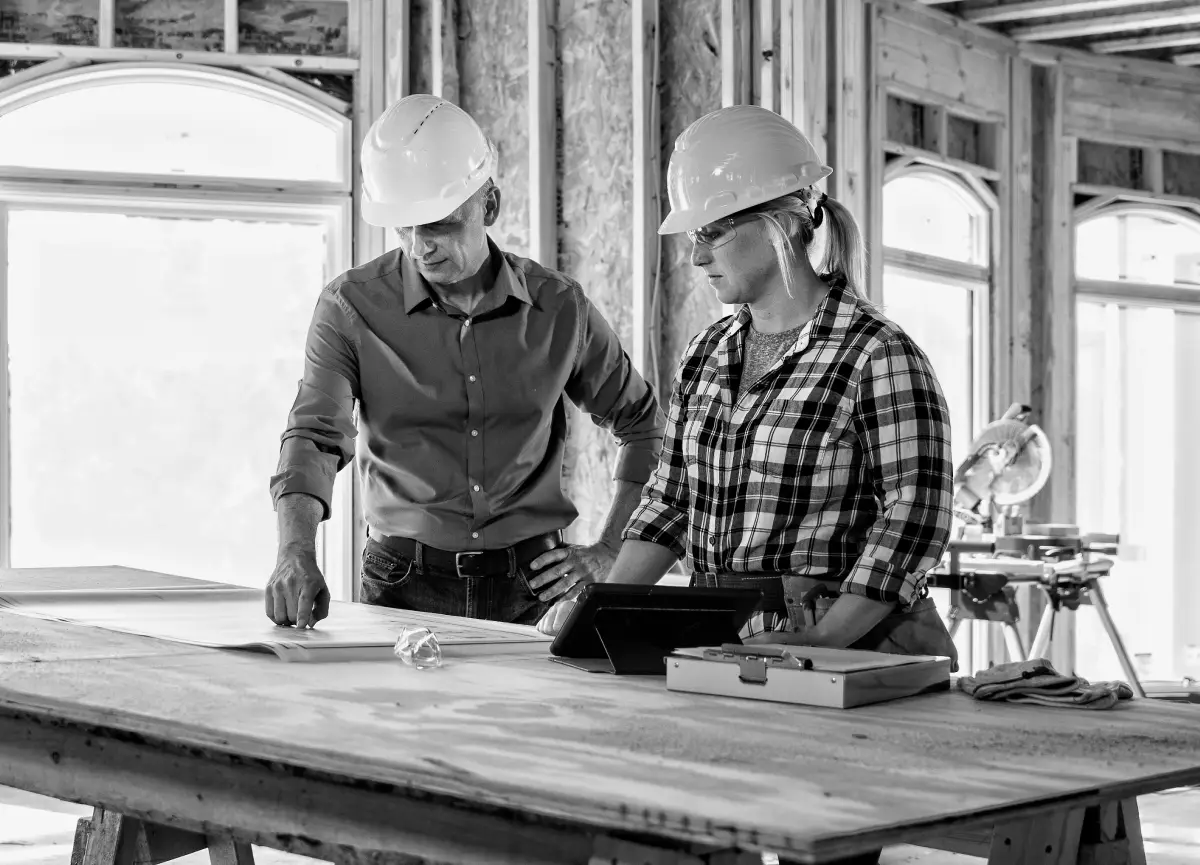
[71,808,255,865]
[920,798,1146,864]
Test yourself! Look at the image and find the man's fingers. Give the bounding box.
[529,548,571,572]
[312,587,331,624]
[268,583,293,626]
[296,583,319,629]
[538,573,581,603]
[284,581,302,626]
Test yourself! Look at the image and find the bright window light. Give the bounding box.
[6,209,330,589]
[0,79,344,182]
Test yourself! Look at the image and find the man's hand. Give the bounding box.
[536,587,584,636]
[527,542,618,603]
[266,548,331,629]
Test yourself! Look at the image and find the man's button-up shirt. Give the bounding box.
[270,241,664,551]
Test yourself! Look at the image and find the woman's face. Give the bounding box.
[689,214,781,307]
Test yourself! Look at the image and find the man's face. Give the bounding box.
[396,184,501,284]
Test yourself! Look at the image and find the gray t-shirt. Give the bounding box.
[737,322,808,400]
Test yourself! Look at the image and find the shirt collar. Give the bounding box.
[400,238,533,315]
[721,273,858,345]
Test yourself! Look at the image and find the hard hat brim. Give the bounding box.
[361,174,490,229]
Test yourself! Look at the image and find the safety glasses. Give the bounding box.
[686,213,758,249]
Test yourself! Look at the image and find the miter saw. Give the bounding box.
[951,402,1051,533]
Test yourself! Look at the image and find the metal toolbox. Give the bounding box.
[665,644,952,709]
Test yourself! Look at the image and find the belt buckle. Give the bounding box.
[455,551,485,578]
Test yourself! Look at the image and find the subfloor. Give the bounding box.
[1,784,1196,865]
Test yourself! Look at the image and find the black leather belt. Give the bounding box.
[369,530,564,578]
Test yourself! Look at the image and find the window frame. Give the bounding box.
[881,164,995,453]
[0,62,352,188]
[1075,203,1200,315]
[0,63,357,600]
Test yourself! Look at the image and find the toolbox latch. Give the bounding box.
[736,656,769,684]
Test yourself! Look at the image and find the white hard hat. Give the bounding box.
[360,94,499,228]
[659,105,832,235]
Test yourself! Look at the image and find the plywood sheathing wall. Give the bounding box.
[658,0,723,404]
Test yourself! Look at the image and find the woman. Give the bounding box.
[540,105,957,673]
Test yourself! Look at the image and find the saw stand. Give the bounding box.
[1025,557,1147,699]
[932,533,1148,698]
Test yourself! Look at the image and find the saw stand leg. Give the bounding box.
[70,808,255,865]
[1027,578,1147,699]
[947,609,1029,664]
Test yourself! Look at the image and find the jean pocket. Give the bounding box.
[361,544,416,588]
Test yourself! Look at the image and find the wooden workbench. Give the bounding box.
[1,567,1197,865]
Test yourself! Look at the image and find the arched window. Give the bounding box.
[881,169,992,469]
[0,63,354,597]
[0,63,348,183]
[1073,204,1200,685]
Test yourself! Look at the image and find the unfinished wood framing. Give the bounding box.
[97,0,115,49]
[430,0,458,103]
[384,0,411,104]
[779,0,826,159]
[351,0,389,601]
[720,0,751,108]
[964,0,1180,26]
[224,0,239,55]
[753,0,778,113]
[1008,57,1034,408]
[0,42,359,71]
[1063,66,1200,154]
[0,206,7,569]
[1030,65,1078,672]
[867,8,884,304]
[1009,7,1200,41]
[527,0,556,268]
[830,0,869,228]
[1076,279,1200,312]
[631,0,661,380]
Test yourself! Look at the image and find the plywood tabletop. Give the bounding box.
[2,608,1199,861]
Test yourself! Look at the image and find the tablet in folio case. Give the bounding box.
[547,583,762,675]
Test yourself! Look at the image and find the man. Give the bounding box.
[266,94,664,629]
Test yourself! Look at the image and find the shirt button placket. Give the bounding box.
[462,316,485,545]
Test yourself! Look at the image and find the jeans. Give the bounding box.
[359,536,551,625]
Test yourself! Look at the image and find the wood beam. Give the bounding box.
[1009,8,1200,41]
[754,0,779,113]
[529,0,557,269]
[384,0,411,106]
[223,0,239,54]
[720,0,752,108]
[1174,49,1200,64]
[429,0,458,103]
[1029,64,1078,673]
[1091,31,1200,52]
[779,0,827,158]
[1009,57,1034,409]
[963,0,1177,25]
[829,0,869,230]
[0,205,8,569]
[98,0,115,49]
[0,42,359,71]
[631,0,660,381]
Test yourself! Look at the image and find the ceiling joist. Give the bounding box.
[963,0,1179,26]
[1007,6,1200,41]
[1090,29,1200,50]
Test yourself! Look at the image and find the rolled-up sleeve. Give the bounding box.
[621,369,690,558]
[269,288,361,521]
[842,336,954,605]
[564,288,665,485]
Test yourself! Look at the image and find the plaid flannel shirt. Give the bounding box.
[624,279,954,626]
